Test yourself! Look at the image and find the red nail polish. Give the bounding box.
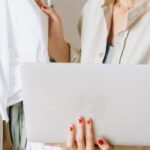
[70,126,73,132]
[87,119,91,125]
[79,118,83,124]
[42,6,47,9]
[98,139,104,145]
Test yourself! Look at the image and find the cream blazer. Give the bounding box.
[70,0,150,64]
[70,0,150,149]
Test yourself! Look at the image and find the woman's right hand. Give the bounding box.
[66,117,112,150]
[35,0,70,62]
[45,117,113,150]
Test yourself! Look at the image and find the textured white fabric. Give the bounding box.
[0,0,49,121]
[0,0,10,122]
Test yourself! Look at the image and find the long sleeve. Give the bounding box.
[0,0,49,121]
[69,0,91,63]
[0,0,10,121]
[69,6,84,63]
[70,45,81,63]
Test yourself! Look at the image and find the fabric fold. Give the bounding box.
[0,0,49,121]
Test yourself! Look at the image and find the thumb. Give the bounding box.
[97,139,112,150]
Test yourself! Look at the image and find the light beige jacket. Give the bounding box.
[70,0,150,64]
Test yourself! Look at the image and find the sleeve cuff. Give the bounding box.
[69,45,81,63]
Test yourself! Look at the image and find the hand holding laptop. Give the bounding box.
[46,117,112,150]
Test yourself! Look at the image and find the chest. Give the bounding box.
[80,8,150,64]
[108,5,128,46]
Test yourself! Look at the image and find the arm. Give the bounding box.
[35,0,81,63]
[41,6,70,62]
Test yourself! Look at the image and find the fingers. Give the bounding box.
[35,0,45,7]
[67,124,76,149]
[97,139,113,150]
[76,117,86,150]
[35,0,56,17]
[66,117,113,150]
[86,119,95,150]
[41,6,57,17]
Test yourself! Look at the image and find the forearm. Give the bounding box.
[48,37,70,62]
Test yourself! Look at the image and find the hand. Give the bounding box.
[35,0,70,62]
[46,117,113,150]
[66,117,112,150]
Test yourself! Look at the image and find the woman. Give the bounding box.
[36,0,150,149]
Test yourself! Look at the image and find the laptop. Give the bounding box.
[21,63,150,146]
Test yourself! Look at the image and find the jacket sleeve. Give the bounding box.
[0,0,10,121]
[69,0,92,63]
[70,45,81,63]
[69,3,85,63]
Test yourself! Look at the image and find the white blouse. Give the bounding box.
[0,0,49,121]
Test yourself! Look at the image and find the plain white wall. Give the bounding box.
[52,0,87,49]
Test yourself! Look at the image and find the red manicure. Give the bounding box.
[87,119,91,125]
[98,139,104,145]
[42,6,47,9]
[75,140,77,144]
[78,118,83,124]
[70,126,74,132]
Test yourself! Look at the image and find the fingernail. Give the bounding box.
[98,139,104,145]
[69,126,74,132]
[87,119,91,125]
[42,6,47,9]
[78,118,83,124]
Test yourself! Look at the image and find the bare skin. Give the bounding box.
[108,0,145,46]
